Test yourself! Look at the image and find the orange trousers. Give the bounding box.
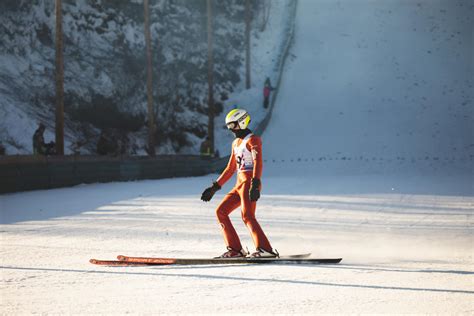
[215,173,272,251]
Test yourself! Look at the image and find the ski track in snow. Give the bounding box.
[1,0,474,314]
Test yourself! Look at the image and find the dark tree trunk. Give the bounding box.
[144,0,156,156]
[207,0,215,154]
[245,0,251,89]
[55,0,64,155]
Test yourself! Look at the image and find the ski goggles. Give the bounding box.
[226,122,238,130]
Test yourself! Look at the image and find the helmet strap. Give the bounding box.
[232,128,251,139]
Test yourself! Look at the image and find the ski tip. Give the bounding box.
[286,253,311,259]
[117,255,127,261]
[89,258,98,264]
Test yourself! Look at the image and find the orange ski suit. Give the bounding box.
[215,133,272,251]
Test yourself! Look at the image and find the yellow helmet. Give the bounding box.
[225,108,251,130]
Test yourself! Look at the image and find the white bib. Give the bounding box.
[233,134,254,173]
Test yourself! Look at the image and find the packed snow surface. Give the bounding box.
[1,0,473,314]
[1,175,473,314]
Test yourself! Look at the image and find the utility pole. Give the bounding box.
[245,0,251,89]
[207,0,215,154]
[144,0,156,156]
[55,0,64,155]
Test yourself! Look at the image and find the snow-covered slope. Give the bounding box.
[264,0,473,176]
[1,175,472,314]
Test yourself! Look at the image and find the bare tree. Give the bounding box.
[55,0,64,155]
[144,0,156,156]
[207,0,215,154]
[245,0,251,89]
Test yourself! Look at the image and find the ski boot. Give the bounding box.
[215,246,248,258]
[249,247,279,258]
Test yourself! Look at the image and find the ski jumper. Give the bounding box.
[215,133,272,251]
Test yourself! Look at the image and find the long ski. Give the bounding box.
[117,253,311,263]
[89,256,341,266]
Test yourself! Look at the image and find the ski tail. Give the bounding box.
[89,259,150,266]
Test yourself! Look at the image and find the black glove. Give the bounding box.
[249,178,261,202]
[201,181,221,202]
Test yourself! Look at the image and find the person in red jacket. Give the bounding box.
[201,108,278,258]
[263,77,275,109]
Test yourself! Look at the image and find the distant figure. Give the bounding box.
[96,130,117,156]
[33,123,55,155]
[200,137,212,158]
[263,77,275,109]
[72,140,86,155]
[0,142,5,155]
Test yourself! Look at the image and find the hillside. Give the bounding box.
[0,0,293,155]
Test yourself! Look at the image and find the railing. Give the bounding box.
[0,155,228,194]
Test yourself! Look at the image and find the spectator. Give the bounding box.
[72,140,86,155]
[33,123,46,155]
[263,77,275,109]
[200,136,213,158]
[32,123,55,155]
[96,130,117,155]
